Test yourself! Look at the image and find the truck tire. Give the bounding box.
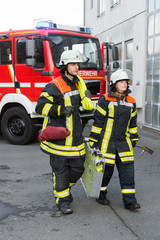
[1,107,38,145]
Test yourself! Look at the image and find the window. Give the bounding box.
[155,12,160,34]
[156,0,160,9]
[91,0,94,8]
[108,43,122,73]
[148,0,154,12]
[49,34,103,71]
[111,0,121,8]
[116,43,122,68]
[0,41,12,65]
[147,38,154,57]
[125,40,133,84]
[146,0,160,129]
[148,15,154,36]
[17,38,45,68]
[97,0,105,17]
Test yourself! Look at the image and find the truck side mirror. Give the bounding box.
[26,39,36,67]
[113,61,119,69]
[112,45,119,61]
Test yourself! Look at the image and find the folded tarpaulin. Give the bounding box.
[38,126,70,142]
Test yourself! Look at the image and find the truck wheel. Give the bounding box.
[1,107,37,145]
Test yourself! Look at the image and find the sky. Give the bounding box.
[0,0,84,32]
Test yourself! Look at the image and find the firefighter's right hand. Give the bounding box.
[61,106,74,117]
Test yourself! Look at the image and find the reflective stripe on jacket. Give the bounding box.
[89,93,138,165]
[36,74,85,158]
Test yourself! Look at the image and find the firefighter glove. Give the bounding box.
[61,106,74,117]
[85,90,91,99]
[132,141,137,148]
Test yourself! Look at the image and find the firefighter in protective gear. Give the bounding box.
[89,69,140,210]
[36,50,93,214]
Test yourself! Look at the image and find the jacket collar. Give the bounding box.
[108,87,131,98]
[61,73,79,85]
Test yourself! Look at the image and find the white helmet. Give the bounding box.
[59,50,87,66]
[110,69,130,85]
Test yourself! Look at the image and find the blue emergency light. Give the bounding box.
[85,27,92,34]
[35,20,91,34]
[77,27,91,34]
[36,21,57,29]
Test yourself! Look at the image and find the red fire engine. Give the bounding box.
[0,20,118,145]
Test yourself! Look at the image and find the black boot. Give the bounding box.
[96,190,110,205]
[125,202,140,210]
[58,201,73,214]
[96,197,110,205]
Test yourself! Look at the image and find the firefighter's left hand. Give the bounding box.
[132,141,137,148]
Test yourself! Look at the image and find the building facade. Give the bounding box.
[83,0,160,131]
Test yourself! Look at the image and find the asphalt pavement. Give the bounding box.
[0,125,160,240]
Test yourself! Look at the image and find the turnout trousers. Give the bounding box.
[50,155,85,205]
[100,152,137,205]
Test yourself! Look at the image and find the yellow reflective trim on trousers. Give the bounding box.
[121,189,136,194]
[91,125,102,134]
[100,186,107,191]
[101,104,114,153]
[121,157,134,162]
[64,97,73,146]
[96,104,106,116]
[102,152,116,158]
[42,103,52,116]
[41,143,86,156]
[41,92,54,102]
[56,197,59,204]
[119,151,133,157]
[54,188,70,198]
[52,172,56,189]
[53,172,60,204]
[104,159,115,165]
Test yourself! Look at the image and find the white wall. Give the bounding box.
[84,0,147,127]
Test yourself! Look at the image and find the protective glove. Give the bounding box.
[61,106,74,117]
[132,141,137,148]
[85,90,91,99]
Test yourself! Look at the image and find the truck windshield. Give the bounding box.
[48,33,103,71]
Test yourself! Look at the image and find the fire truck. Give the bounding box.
[0,20,119,145]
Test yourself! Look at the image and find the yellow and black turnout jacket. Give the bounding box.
[36,73,91,158]
[89,92,139,166]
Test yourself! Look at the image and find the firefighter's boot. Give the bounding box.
[125,202,140,210]
[96,191,110,205]
[58,201,73,214]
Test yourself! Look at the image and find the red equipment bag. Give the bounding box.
[38,126,70,142]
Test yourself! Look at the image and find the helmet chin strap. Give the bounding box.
[116,89,125,94]
[66,69,76,78]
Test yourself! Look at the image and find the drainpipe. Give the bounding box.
[83,0,85,27]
